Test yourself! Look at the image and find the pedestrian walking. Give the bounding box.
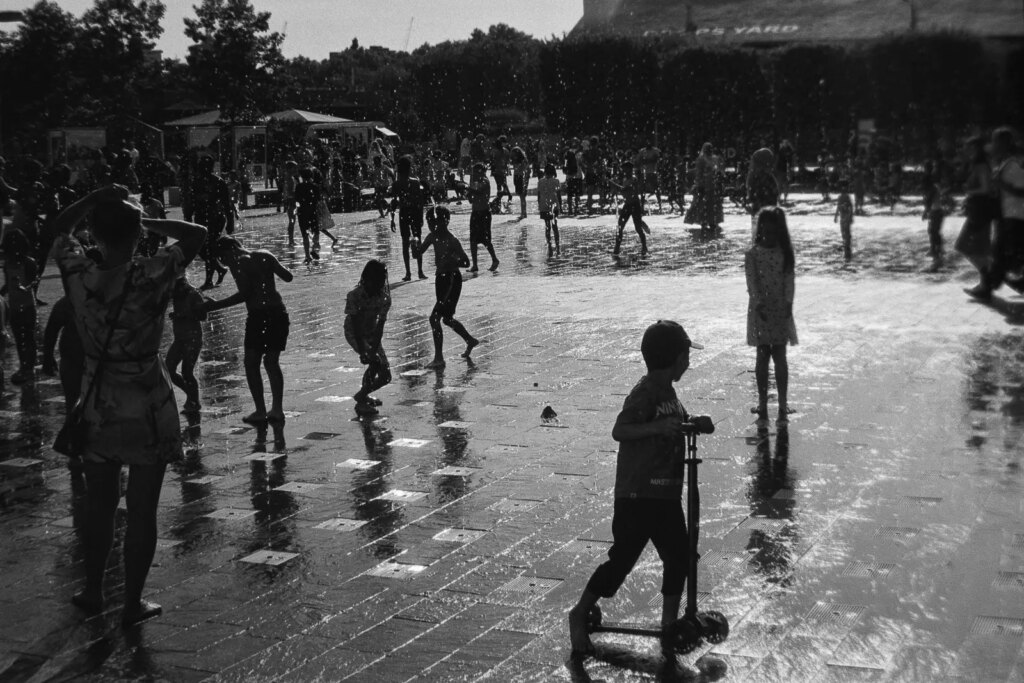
[746,147,780,242]
[956,136,998,289]
[537,163,562,254]
[3,229,38,385]
[191,156,235,290]
[466,163,499,272]
[922,171,953,263]
[610,161,649,256]
[685,143,722,235]
[388,156,428,281]
[413,206,479,368]
[203,236,293,425]
[745,207,798,424]
[511,145,531,219]
[834,188,855,260]
[281,160,298,242]
[568,320,704,657]
[294,167,322,264]
[52,184,207,626]
[491,136,513,213]
[966,127,1024,300]
[344,259,392,416]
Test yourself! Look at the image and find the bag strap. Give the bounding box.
[78,262,137,410]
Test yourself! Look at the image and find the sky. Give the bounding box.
[52,0,585,59]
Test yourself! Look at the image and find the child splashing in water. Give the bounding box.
[413,205,479,368]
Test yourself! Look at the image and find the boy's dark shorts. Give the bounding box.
[470,210,492,246]
[584,171,599,188]
[399,208,424,237]
[540,210,557,222]
[566,177,583,195]
[245,308,290,353]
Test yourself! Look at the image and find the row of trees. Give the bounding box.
[1,0,1022,158]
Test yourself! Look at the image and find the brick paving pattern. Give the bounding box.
[1,195,1023,681]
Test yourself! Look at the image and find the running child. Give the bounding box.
[388,156,428,281]
[203,236,293,425]
[344,259,392,415]
[568,320,704,656]
[465,163,499,272]
[412,206,479,367]
[166,275,206,413]
[834,187,855,260]
[536,163,562,254]
[610,161,649,256]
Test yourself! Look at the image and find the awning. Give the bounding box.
[375,127,399,138]
[165,110,226,127]
[268,109,351,124]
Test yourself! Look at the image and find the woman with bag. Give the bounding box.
[52,184,206,626]
[745,207,798,425]
[957,136,997,292]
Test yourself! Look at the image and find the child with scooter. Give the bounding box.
[569,320,723,657]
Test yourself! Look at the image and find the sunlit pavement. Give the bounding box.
[2,194,1024,682]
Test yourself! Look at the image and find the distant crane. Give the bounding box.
[403,17,414,51]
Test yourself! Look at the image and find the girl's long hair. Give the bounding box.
[755,206,795,273]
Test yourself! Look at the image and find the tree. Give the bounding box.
[184,0,285,122]
[0,1,81,148]
[77,0,166,119]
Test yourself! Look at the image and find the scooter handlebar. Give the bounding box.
[681,415,715,435]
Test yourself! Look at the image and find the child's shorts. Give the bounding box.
[540,210,557,222]
[245,308,290,353]
[470,210,492,246]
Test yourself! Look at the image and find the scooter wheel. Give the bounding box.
[586,604,603,631]
[700,611,730,643]
[668,617,701,654]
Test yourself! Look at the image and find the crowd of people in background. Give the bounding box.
[0,125,1021,395]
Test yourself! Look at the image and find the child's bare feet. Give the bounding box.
[568,605,595,657]
[461,338,479,358]
[425,358,446,368]
[267,410,286,425]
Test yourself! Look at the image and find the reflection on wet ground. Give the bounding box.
[2,195,1024,681]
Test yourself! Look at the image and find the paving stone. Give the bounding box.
[7,199,1024,680]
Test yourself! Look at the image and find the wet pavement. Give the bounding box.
[2,193,1024,682]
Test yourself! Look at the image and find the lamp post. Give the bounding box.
[0,10,26,157]
[901,0,918,31]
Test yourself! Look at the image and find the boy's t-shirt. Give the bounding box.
[614,375,689,500]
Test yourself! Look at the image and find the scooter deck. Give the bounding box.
[591,623,664,638]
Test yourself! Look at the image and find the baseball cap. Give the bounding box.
[641,320,703,369]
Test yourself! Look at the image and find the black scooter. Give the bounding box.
[586,416,730,654]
